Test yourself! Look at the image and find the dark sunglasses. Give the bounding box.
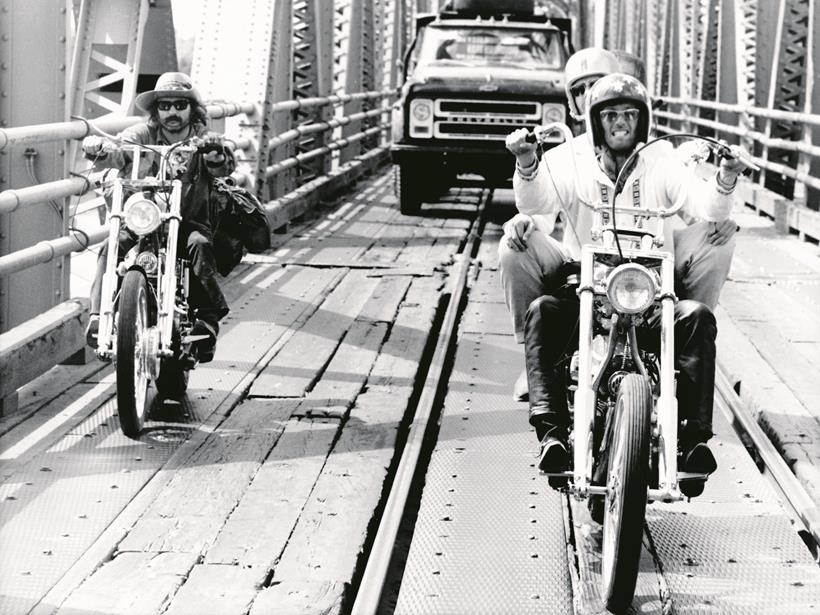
[570,79,597,98]
[157,99,190,111]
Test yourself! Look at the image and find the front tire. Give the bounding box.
[116,270,151,438]
[395,163,423,216]
[602,373,651,613]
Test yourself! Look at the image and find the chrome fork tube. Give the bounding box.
[658,255,678,493]
[158,180,181,355]
[96,181,123,356]
[573,248,595,493]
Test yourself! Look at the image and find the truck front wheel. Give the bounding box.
[395,163,424,216]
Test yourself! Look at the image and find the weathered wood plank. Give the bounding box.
[117,399,297,554]
[0,299,88,399]
[250,580,345,615]
[356,275,412,324]
[205,419,339,569]
[270,419,400,584]
[250,270,379,398]
[162,564,260,615]
[57,551,198,615]
[365,275,441,392]
[296,321,388,417]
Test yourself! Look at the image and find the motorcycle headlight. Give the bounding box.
[135,251,158,275]
[124,193,162,236]
[605,263,657,314]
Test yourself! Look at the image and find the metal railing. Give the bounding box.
[0,90,395,278]
[654,97,820,198]
[0,89,395,404]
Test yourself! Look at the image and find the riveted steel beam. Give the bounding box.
[293,0,335,185]
[758,0,811,201]
[0,1,69,333]
[191,0,292,201]
[69,0,149,122]
[337,0,377,163]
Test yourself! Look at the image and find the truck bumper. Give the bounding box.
[389,143,516,185]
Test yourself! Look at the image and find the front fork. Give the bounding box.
[572,251,681,501]
[96,182,123,359]
[157,180,182,358]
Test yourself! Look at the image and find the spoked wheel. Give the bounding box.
[602,373,651,613]
[116,270,151,438]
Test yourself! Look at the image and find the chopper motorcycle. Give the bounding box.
[90,139,214,438]
[526,122,755,611]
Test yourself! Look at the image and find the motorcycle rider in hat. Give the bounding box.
[82,71,233,362]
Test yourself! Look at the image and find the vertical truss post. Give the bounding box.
[339,0,376,163]
[388,0,405,90]
[293,0,335,185]
[754,0,782,190]
[69,0,149,123]
[68,0,149,167]
[0,1,69,332]
[697,0,720,135]
[192,0,293,202]
[758,0,810,200]
[718,0,757,154]
[807,0,819,210]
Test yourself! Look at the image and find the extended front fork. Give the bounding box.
[95,179,183,362]
[571,251,682,502]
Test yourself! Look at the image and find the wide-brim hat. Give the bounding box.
[135,71,204,112]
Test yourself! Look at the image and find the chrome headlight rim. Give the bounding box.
[124,194,162,236]
[605,263,657,314]
[135,250,159,275]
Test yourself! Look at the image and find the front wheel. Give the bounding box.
[395,163,423,216]
[602,373,651,613]
[116,270,151,438]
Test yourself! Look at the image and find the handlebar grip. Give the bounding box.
[525,131,537,144]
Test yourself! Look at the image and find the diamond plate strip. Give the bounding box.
[395,332,573,614]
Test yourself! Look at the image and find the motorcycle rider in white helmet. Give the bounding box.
[503,73,752,497]
[500,48,738,404]
[500,47,621,402]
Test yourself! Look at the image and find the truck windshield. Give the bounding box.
[417,26,564,70]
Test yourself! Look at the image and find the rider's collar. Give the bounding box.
[593,147,645,189]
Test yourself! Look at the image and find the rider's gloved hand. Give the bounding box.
[708,218,739,246]
[82,135,110,159]
[717,144,755,187]
[505,128,538,171]
[197,132,227,167]
[503,213,535,252]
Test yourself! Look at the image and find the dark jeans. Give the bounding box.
[90,226,229,331]
[523,295,716,444]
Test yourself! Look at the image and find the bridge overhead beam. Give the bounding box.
[0,1,69,333]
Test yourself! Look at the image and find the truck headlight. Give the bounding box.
[605,263,656,314]
[124,193,162,236]
[541,103,566,125]
[409,98,433,138]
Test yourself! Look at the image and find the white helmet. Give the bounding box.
[564,48,620,120]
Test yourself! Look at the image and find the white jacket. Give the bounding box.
[514,136,735,260]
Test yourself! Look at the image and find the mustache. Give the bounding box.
[163,115,182,122]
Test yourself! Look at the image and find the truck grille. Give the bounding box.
[433,97,555,141]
